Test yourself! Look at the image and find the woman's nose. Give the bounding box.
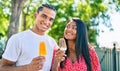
[67,27,73,31]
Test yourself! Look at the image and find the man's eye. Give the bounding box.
[50,18,54,22]
[42,14,47,18]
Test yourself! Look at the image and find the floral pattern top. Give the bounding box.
[58,48,101,71]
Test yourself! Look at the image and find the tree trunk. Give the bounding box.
[8,0,27,39]
[23,12,27,30]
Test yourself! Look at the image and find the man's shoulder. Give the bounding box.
[45,35,54,40]
[10,30,30,39]
[44,35,57,44]
[17,30,30,35]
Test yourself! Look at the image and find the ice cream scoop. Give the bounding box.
[39,41,47,56]
[59,38,67,52]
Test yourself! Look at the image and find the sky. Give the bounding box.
[97,12,120,48]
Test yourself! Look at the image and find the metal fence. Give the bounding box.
[95,47,120,71]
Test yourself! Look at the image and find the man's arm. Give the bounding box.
[0,58,28,71]
[0,56,45,71]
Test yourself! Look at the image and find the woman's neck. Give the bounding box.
[68,52,77,63]
[67,40,76,49]
[67,40,77,62]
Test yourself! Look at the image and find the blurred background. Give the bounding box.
[0,0,120,71]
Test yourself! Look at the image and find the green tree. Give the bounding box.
[46,0,108,45]
[8,0,27,39]
[20,0,119,45]
[0,0,11,39]
[0,0,120,46]
[20,0,42,31]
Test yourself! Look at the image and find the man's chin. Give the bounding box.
[41,29,47,32]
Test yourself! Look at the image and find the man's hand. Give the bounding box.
[27,56,45,71]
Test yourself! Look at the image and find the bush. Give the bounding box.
[0,38,6,59]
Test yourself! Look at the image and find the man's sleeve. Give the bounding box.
[2,35,21,62]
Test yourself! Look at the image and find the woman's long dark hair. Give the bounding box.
[60,18,91,71]
[74,18,91,71]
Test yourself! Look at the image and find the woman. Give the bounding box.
[51,18,101,71]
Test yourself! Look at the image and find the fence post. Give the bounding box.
[113,43,116,71]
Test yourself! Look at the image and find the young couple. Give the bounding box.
[0,4,101,71]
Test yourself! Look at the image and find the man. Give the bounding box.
[0,4,58,71]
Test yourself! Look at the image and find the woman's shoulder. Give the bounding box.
[88,44,101,71]
[88,44,95,52]
[88,44,97,57]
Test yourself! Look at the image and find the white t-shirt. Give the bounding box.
[2,30,58,71]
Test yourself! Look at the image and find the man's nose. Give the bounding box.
[44,19,50,24]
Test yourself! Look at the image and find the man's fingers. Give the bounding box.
[34,56,45,60]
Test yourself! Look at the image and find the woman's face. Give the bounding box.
[64,20,77,40]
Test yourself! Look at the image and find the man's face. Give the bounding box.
[34,7,56,34]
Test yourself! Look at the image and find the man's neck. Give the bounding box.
[31,28,45,35]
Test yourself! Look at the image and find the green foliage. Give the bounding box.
[20,0,116,44]
[1,0,120,45]
[0,0,11,39]
[19,0,43,31]
[46,0,107,44]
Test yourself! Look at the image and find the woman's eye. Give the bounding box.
[66,24,70,28]
[73,27,77,30]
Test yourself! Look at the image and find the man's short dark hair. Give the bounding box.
[37,4,56,13]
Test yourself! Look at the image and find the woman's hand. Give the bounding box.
[51,50,66,71]
[53,49,66,66]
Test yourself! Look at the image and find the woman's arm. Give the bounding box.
[51,50,66,71]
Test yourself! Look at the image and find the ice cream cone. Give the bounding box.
[59,38,67,52]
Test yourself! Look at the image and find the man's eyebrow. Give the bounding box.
[42,13,47,16]
[41,13,55,20]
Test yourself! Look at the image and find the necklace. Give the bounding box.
[69,57,77,63]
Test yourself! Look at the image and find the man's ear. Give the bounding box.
[34,12,38,18]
